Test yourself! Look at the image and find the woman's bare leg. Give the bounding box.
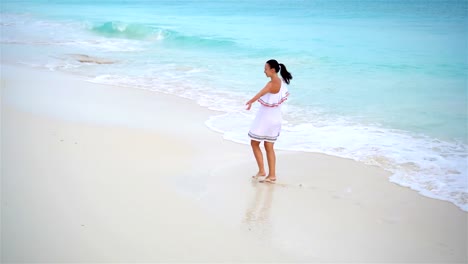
[264,141,276,180]
[251,140,266,176]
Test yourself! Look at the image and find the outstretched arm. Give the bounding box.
[245,82,272,110]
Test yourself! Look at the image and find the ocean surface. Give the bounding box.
[1,0,467,210]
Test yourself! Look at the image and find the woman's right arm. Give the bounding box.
[245,82,272,110]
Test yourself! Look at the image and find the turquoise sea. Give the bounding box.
[1,0,467,210]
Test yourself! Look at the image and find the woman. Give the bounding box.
[245,59,293,183]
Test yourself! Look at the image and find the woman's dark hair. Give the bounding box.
[266,59,293,85]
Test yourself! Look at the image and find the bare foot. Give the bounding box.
[260,176,276,183]
[252,172,266,179]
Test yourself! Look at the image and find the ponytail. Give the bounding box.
[266,59,293,85]
[278,63,293,85]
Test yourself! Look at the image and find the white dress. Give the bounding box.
[248,81,289,142]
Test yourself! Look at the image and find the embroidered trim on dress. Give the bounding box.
[258,92,290,107]
[248,131,279,142]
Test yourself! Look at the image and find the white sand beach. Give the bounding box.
[1,65,467,263]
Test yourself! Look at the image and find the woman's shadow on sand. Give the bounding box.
[242,181,276,238]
